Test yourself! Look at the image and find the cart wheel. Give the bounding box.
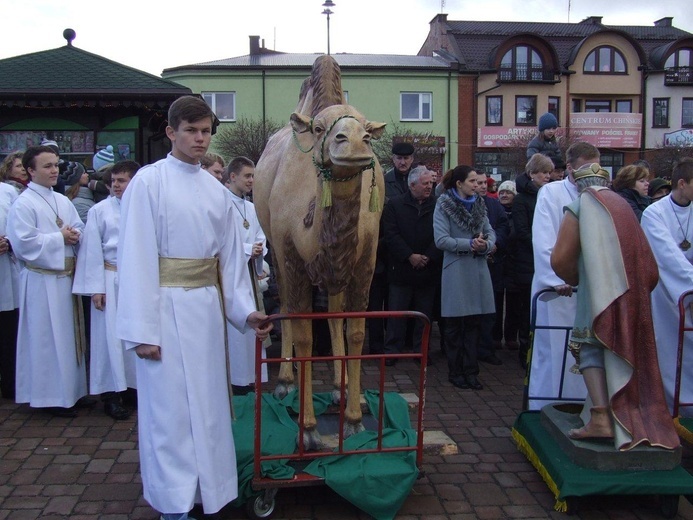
[659,495,679,519]
[246,492,276,520]
[564,497,578,516]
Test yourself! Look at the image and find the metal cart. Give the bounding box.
[245,310,429,520]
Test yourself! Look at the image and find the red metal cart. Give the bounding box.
[246,310,429,519]
[674,290,693,441]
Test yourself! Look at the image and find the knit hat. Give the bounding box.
[498,180,517,195]
[63,161,86,186]
[40,138,60,155]
[93,145,115,171]
[648,177,671,198]
[538,112,559,132]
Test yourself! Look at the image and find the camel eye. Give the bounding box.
[314,125,324,134]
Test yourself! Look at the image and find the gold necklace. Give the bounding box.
[232,196,250,229]
[28,187,63,227]
[670,197,692,251]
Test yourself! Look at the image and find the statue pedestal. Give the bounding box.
[540,403,681,471]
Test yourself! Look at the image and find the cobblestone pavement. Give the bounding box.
[2,339,693,520]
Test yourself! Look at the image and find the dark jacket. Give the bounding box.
[500,204,519,291]
[614,188,650,222]
[383,167,409,201]
[483,195,511,292]
[512,173,540,285]
[526,134,562,164]
[382,190,442,286]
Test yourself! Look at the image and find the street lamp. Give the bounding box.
[322,0,335,55]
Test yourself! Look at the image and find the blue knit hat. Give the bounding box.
[538,112,559,132]
[93,145,115,171]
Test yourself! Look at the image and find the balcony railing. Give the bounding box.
[665,66,693,85]
[498,65,557,83]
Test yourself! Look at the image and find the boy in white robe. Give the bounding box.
[527,143,599,410]
[73,160,140,420]
[116,96,271,520]
[642,157,693,415]
[223,156,268,394]
[7,146,87,416]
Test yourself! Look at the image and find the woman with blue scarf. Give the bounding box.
[434,165,496,390]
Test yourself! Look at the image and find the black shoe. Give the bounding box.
[46,406,77,418]
[75,396,97,408]
[384,358,397,367]
[104,398,131,420]
[465,375,483,390]
[448,376,470,389]
[479,355,503,366]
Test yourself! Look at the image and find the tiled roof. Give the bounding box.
[164,53,455,73]
[443,19,692,71]
[0,44,191,96]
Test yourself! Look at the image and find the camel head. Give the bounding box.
[290,105,385,181]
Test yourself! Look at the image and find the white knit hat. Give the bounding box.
[498,180,517,195]
[93,145,115,171]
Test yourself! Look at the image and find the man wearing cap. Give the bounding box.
[551,162,678,450]
[527,142,600,409]
[88,146,116,203]
[384,142,415,200]
[642,157,693,414]
[526,112,562,166]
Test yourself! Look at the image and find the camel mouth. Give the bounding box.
[330,155,373,167]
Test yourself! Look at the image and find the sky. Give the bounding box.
[1,0,692,76]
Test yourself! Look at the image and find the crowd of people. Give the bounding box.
[0,101,692,517]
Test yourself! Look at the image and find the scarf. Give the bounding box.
[439,189,488,233]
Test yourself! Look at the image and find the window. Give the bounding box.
[202,92,235,121]
[615,100,632,113]
[500,45,545,81]
[515,96,537,125]
[683,98,693,127]
[585,100,611,113]
[572,99,582,113]
[548,97,560,120]
[400,92,432,121]
[665,49,692,68]
[653,98,669,128]
[486,96,502,125]
[343,91,349,104]
[583,46,627,74]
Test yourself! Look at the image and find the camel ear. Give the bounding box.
[290,113,313,134]
[366,121,386,140]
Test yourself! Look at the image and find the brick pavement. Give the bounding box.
[2,342,693,519]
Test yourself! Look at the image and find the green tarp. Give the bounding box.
[231,390,418,520]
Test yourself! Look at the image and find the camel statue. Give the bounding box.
[254,55,385,449]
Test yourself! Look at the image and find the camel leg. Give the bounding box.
[292,318,323,450]
[327,293,347,405]
[344,317,365,438]
[274,318,295,400]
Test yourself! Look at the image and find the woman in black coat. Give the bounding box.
[612,164,650,222]
[512,153,553,367]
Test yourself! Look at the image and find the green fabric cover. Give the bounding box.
[513,411,693,499]
[231,390,418,520]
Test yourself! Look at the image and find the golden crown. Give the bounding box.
[573,163,610,181]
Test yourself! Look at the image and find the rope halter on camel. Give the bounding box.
[292,114,380,212]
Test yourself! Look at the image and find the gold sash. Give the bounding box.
[104,261,117,272]
[25,257,85,367]
[157,256,235,417]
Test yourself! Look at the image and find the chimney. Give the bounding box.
[580,16,603,25]
[249,35,260,55]
[654,17,673,27]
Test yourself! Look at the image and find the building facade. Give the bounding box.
[419,14,693,178]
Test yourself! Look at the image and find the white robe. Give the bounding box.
[7,182,87,407]
[528,178,586,410]
[73,196,136,394]
[116,154,255,515]
[228,191,268,386]
[641,195,693,415]
[0,183,20,312]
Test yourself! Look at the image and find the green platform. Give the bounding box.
[512,411,693,512]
